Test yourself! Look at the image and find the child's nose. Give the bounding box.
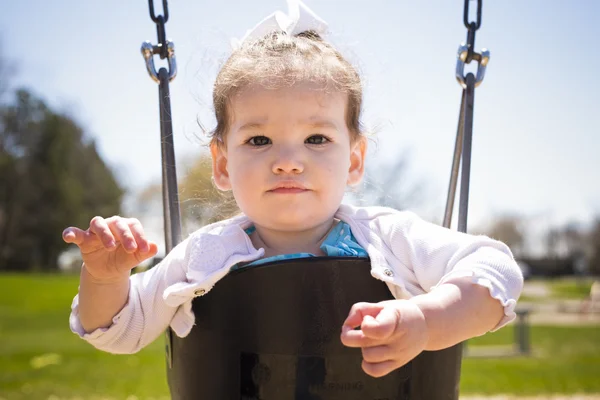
[272,148,304,174]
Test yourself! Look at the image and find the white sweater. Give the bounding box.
[70,204,524,354]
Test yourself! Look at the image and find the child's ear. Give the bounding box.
[210,141,232,191]
[347,136,367,186]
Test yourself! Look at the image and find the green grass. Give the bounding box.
[0,273,599,399]
[546,277,595,299]
[518,277,595,302]
[516,294,542,302]
[462,325,600,395]
[0,273,169,400]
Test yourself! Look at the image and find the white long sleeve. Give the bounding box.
[69,205,524,354]
[379,210,523,330]
[335,205,523,331]
[69,237,191,354]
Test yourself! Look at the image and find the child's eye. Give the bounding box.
[306,135,330,145]
[247,136,271,146]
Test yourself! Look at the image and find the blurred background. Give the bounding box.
[0,0,599,399]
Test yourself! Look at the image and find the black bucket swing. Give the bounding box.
[140,0,490,398]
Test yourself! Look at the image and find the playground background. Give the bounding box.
[1,1,600,399]
[0,273,598,400]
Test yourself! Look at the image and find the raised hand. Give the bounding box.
[62,216,158,283]
[340,299,429,378]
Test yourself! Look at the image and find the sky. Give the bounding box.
[1,0,599,242]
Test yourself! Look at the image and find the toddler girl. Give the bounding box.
[63,0,523,378]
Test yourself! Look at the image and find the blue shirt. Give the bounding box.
[231,221,368,270]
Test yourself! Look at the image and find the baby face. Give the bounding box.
[211,82,366,232]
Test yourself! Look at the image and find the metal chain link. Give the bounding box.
[463,0,481,30]
[455,0,489,88]
[155,16,168,60]
[142,0,181,371]
[444,0,487,232]
[148,0,169,59]
[141,0,177,82]
[149,0,169,23]
[463,0,481,64]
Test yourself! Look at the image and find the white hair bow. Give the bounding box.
[230,0,329,50]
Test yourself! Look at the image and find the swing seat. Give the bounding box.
[166,257,462,400]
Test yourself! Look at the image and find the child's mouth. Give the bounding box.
[268,188,308,194]
[269,181,308,193]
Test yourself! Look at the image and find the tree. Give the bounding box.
[483,216,526,258]
[0,89,123,271]
[346,151,423,211]
[178,154,239,228]
[588,219,600,276]
[133,153,238,240]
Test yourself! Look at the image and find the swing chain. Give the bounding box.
[455,0,489,88]
[149,0,169,24]
[462,0,481,64]
[142,0,177,82]
[444,0,487,231]
[142,0,181,371]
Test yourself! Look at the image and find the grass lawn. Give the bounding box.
[519,277,595,302]
[462,325,600,395]
[546,277,595,299]
[0,273,169,400]
[1,273,599,399]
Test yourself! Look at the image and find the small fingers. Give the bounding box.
[361,307,400,341]
[361,359,402,378]
[89,216,117,250]
[361,344,392,364]
[107,217,138,253]
[342,302,384,331]
[85,216,155,256]
[341,302,400,347]
[127,218,150,253]
[341,328,380,348]
[62,227,87,245]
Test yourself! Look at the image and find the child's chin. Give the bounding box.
[261,211,334,230]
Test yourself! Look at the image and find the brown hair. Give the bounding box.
[209,30,365,146]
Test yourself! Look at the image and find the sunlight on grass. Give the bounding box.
[1,273,599,399]
[548,278,595,299]
[463,325,600,395]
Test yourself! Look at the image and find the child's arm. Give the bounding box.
[341,210,524,377]
[410,275,504,350]
[64,216,158,333]
[341,277,504,378]
[380,210,523,331]
[78,265,131,333]
[64,216,189,354]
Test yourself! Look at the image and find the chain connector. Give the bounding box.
[463,0,482,31]
[455,44,490,88]
[141,40,177,83]
[149,0,169,23]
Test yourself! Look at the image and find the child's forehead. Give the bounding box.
[232,116,342,134]
[230,82,348,121]
[234,81,344,99]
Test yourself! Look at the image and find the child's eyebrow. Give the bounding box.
[306,120,339,130]
[238,119,339,132]
[238,122,265,132]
